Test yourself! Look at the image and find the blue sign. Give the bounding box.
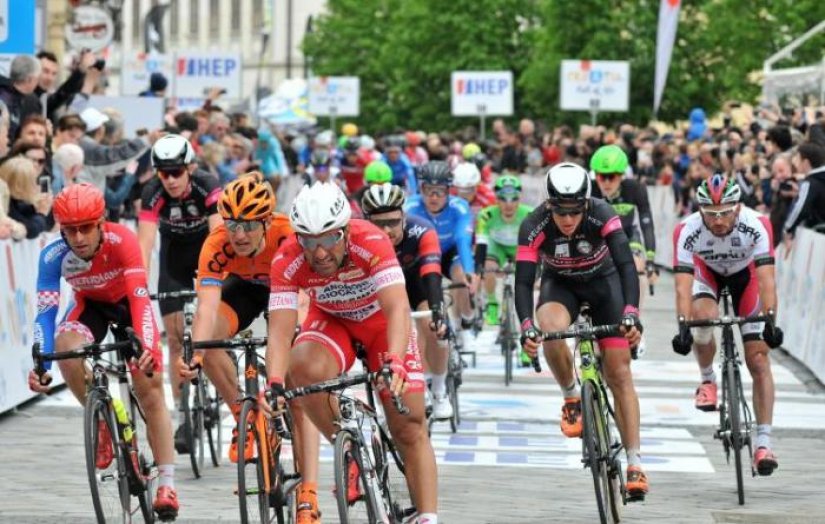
[0,0,36,54]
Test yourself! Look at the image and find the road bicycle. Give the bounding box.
[680,288,773,506]
[32,326,161,522]
[185,331,300,523]
[491,262,518,386]
[535,309,628,524]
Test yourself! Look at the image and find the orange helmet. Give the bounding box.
[217,172,276,220]
[53,183,106,226]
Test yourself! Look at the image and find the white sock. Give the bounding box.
[158,464,175,489]
[626,448,642,467]
[756,424,771,449]
[417,513,438,524]
[561,381,579,399]
[431,373,447,397]
[700,365,716,384]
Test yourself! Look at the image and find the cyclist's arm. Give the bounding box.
[418,228,444,312]
[266,308,298,385]
[754,215,778,314]
[191,285,222,344]
[33,243,66,369]
[377,283,412,360]
[454,202,475,276]
[604,224,640,310]
[672,222,696,318]
[474,208,490,272]
[514,221,538,326]
[634,182,656,259]
[137,220,158,272]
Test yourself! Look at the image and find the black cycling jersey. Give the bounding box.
[514,198,639,324]
[591,178,656,256]
[139,169,220,243]
[394,214,442,310]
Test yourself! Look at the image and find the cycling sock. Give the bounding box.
[561,381,579,399]
[625,448,642,468]
[417,513,438,524]
[431,373,447,397]
[700,365,716,384]
[158,464,175,489]
[756,424,772,449]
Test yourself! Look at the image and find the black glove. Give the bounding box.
[763,322,784,349]
[671,319,693,356]
[268,381,287,413]
[429,303,445,333]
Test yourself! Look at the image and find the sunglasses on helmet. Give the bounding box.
[297,229,346,250]
[225,219,264,233]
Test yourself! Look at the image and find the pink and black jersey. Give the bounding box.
[138,170,220,243]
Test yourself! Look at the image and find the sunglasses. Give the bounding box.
[62,222,97,235]
[297,229,345,250]
[158,168,187,180]
[596,173,621,181]
[371,218,403,229]
[422,186,448,198]
[497,194,520,203]
[225,220,264,233]
[700,205,737,220]
[551,206,585,217]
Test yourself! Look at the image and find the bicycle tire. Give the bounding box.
[501,289,513,386]
[85,390,127,523]
[602,387,624,523]
[128,389,156,523]
[179,381,201,479]
[448,347,461,433]
[373,426,415,523]
[726,358,745,505]
[191,379,207,476]
[238,399,275,523]
[205,383,223,467]
[582,381,610,524]
[334,429,378,523]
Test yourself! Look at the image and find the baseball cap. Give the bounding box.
[79,108,110,132]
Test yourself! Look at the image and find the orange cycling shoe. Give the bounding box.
[153,486,179,521]
[694,381,718,412]
[626,465,649,499]
[296,484,321,524]
[753,447,778,476]
[560,397,583,438]
[347,457,362,503]
[96,420,114,469]
[228,427,255,463]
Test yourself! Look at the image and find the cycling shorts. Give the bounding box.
[58,297,163,372]
[157,236,201,316]
[692,260,763,341]
[294,305,425,399]
[537,270,628,351]
[440,245,463,278]
[486,241,516,268]
[219,274,270,335]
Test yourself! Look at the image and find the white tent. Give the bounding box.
[762,20,825,105]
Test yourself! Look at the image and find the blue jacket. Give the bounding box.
[405,194,474,274]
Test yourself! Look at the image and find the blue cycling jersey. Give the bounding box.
[382,153,417,195]
[405,194,474,274]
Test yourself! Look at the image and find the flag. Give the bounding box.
[654,0,680,116]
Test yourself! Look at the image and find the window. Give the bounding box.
[190,0,200,36]
[253,0,265,32]
[209,0,219,37]
[231,0,241,36]
[132,0,141,42]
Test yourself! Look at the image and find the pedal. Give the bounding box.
[155,508,178,522]
[627,492,646,503]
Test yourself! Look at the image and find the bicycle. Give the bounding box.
[491,262,518,386]
[152,289,223,479]
[32,326,161,523]
[186,331,300,524]
[534,309,628,524]
[679,288,772,506]
[282,366,415,523]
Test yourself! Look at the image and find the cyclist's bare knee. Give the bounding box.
[691,297,718,320]
[287,342,339,385]
[744,341,771,376]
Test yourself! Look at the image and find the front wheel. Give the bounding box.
[334,430,378,523]
[582,381,611,524]
[725,359,745,506]
[237,399,275,523]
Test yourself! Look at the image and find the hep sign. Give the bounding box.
[172,52,242,98]
[451,71,513,116]
[177,57,238,77]
[455,78,509,96]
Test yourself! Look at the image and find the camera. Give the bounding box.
[93,59,106,71]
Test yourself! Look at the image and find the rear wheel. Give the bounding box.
[334,430,377,523]
[582,381,610,524]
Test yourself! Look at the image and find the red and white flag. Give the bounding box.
[654,0,681,115]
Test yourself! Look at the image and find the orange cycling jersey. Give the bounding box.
[196,213,292,289]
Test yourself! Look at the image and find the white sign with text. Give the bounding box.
[451,71,513,116]
[560,60,629,112]
[308,76,360,116]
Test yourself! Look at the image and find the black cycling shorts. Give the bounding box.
[219,274,269,334]
[157,237,201,316]
[537,270,625,330]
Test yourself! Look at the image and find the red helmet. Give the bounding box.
[53,183,106,226]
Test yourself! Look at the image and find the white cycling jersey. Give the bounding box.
[673,206,774,276]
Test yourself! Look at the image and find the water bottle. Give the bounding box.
[112,398,134,443]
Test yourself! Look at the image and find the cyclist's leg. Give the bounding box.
[483,251,501,325]
[691,260,721,395]
[534,276,576,388]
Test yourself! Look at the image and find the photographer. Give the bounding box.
[35,50,100,124]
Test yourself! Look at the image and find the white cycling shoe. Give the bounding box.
[432,394,454,420]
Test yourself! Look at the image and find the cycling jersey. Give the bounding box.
[514,198,640,329]
[395,214,442,309]
[338,157,367,195]
[405,195,474,274]
[196,214,293,289]
[138,170,221,243]
[672,206,774,276]
[591,178,656,259]
[475,203,533,268]
[452,184,497,217]
[268,219,424,391]
[34,222,161,370]
[382,153,417,195]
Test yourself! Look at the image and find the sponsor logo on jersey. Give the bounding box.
[338,268,366,281]
[67,269,122,288]
[555,243,570,257]
[351,243,375,262]
[187,204,200,216]
[170,206,182,220]
[683,228,702,252]
[43,241,68,264]
[283,255,304,280]
[407,223,428,239]
[134,287,148,297]
[103,231,122,244]
[142,305,155,351]
[62,254,92,277]
[576,240,593,255]
[731,236,741,247]
[736,221,761,242]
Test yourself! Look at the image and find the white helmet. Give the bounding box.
[453,162,481,189]
[314,130,334,148]
[360,134,376,151]
[152,134,194,169]
[545,162,591,203]
[289,181,352,235]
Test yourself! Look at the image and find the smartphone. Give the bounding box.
[93,58,106,71]
[39,175,51,194]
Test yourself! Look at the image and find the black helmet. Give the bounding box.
[545,162,591,204]
[417,161,453,186]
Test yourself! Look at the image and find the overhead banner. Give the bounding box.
[308,76,360,117]
[451,71,513,116]
[560,60,630,112]
[654,0,681,114]
[173,51,242,99]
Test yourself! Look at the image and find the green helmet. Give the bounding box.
[494,174,522,194]
[364,160,393,184]
[590,145,628,175]
[462,142,481,160]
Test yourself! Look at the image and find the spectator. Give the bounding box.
[35,50,96,123]
[139,72,168,98]
[9,140,49,183]
[0,177,27,240]
[0,55,43,141]
[100,108,138,220]
[200,112,230,145]
[784,142,825,236]
[52,143,84,193]
[18,114,49,148]
[769,154,797,247]
[0,157,52,239]
[0,101,10,157]
[766,125,793,157]
[199,141,226,182]
[255,127,289,180]
[500,130,527,173]
[51,113,86,149]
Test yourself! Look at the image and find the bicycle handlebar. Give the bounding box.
[150,290,197,301]
[190,336,268,350]
[282,368,409,415]
[528,323,623,373]
[681,314,773,329]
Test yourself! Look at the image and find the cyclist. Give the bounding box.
[590,144,657,356]
[462,142,493,184]
[516,162,648,498]
[350,159,393,218]
[338,136,366,194]
[382,135,417,194]
[671,174,783,476]
[406,161,479,350]
[361,183,452,419]
[475,175,534,364]
[451,161,496,218]
[177,172,293,464]
[266,182,438,524]
[138,134,222,451]
[28,183,180,518]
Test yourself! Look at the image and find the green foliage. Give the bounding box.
[303,0,825,130]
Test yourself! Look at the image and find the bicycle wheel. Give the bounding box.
[603,391,625,522]
[334,429,378,523]
[85,390,128,523]
[725,359,745,505]
[373,425,415,523]
[447,347,461,433]
[500,291,513,386]
[582,381,610,524]
[238,399,275,523]
[205,381,223,467]
[128,390,156,522]
[186,379,207,477]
